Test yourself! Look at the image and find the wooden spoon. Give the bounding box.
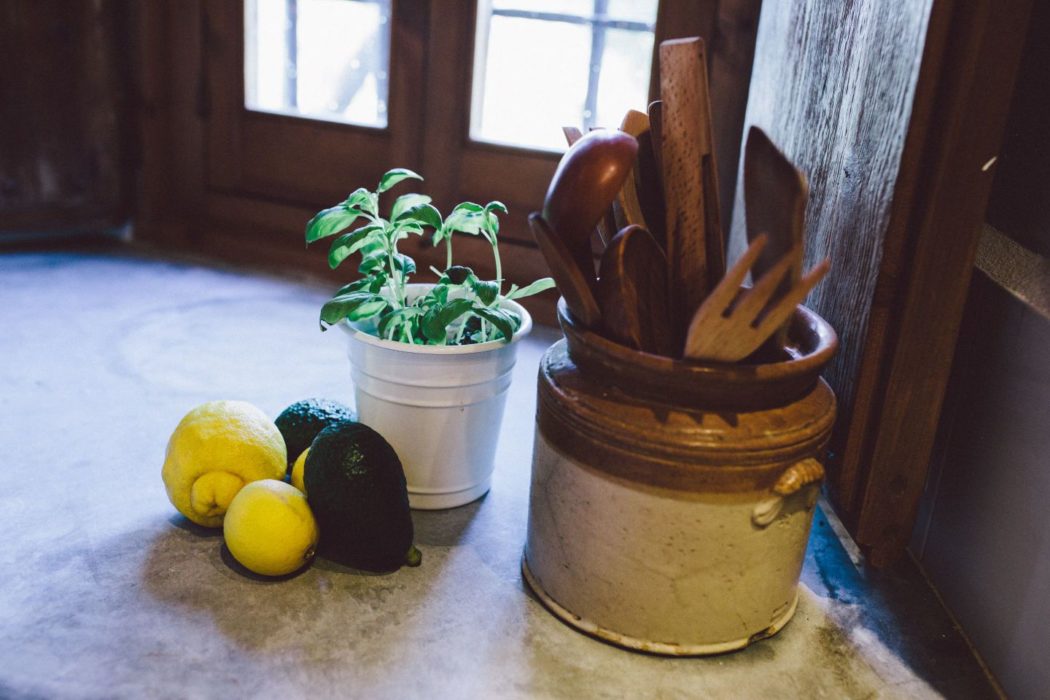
[528,212,602,328]
[659,37,724,331]
[596,224,675,355]
[544,129,639,286]
[743,126,809,348]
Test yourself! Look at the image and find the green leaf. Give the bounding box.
[418,283,449,309]
[471,278,500,306]
[343,187,375,215]
[378,307,422,337]
[367,272,387,293]
[358,250,387,275]
[332,278,372,296]
[377,168,423,193]
[393,253,416,275]
[327,223,384,269]
[347,299,389,321]
[484,201,508,215]
[421,298,474,343]
[319,291,379,329]
[473,305,519,342]
[443,209,483,235]
[391,193,432,220]
[451,202,484,214]
[305,206,363,243]
[506,277,555,300]
[395,222,425,238]
[396,202,443,229]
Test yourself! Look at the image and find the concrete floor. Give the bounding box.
[0,240,996,699]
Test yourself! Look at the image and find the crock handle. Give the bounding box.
[751,458,825,528]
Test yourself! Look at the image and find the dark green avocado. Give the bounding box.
[274,398,357,473]
[304,422,418,572]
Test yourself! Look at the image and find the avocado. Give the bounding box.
[274,399,357,473]
[304,422,418,571]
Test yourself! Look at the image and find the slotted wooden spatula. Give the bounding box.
[596,224,675,355]
[659,37,725,334]
[683,235,830,363]
[744,126,809,348]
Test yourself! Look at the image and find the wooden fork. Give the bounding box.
[682,235,830,362]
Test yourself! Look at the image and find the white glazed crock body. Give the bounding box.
[340,284,532,510]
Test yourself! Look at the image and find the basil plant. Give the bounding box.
[306,168,554,345]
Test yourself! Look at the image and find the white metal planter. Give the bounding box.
[340,284,532,509]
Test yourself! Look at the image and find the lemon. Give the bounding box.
[162,400,287,527]
[290,448,309,495]
[224,479,319,576]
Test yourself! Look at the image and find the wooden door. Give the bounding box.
[133,0,760,324]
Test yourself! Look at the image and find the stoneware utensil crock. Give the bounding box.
[523,299,837,655]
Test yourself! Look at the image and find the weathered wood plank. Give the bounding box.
[736,0,1032,564]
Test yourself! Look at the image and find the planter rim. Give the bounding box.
[338,283,533,355]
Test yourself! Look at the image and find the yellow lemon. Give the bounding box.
[223,479,319,576]
[290,448,309,495]
[162,400,286,527]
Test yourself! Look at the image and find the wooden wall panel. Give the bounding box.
[731,0,934,512]
[734,0,1032,564]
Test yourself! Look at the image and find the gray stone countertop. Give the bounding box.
[0,244,994,699]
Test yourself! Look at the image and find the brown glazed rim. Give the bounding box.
[537,341,837,492]
[558,298,839,412]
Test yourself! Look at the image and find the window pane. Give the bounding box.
[471,0,658,151]
[245,0,391,128]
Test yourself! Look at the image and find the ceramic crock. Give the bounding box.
[523,300,838,655]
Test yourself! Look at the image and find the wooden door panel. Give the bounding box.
[203,0,427,204]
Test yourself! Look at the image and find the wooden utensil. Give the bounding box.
[616,111,651,231]
[596,224,675,355]
[562,126,583,146]
[647,100,663,175]
[635,101,667,251]
[683,234,830,363]
[744,126,809,348]
[562,125,615,248]
[545,129,639,285]
[529,212,602,327]
[659,37,725,330]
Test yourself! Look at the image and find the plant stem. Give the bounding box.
[491,235,503,297]
[445,233,453,270]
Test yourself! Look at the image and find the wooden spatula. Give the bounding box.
[616,111,651,230]
[744,126,809,348]
[529,212,602,328]
[682,235,830,363]
[596,224,675,355]
[659,37,725,332]
[633,101,667,252]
